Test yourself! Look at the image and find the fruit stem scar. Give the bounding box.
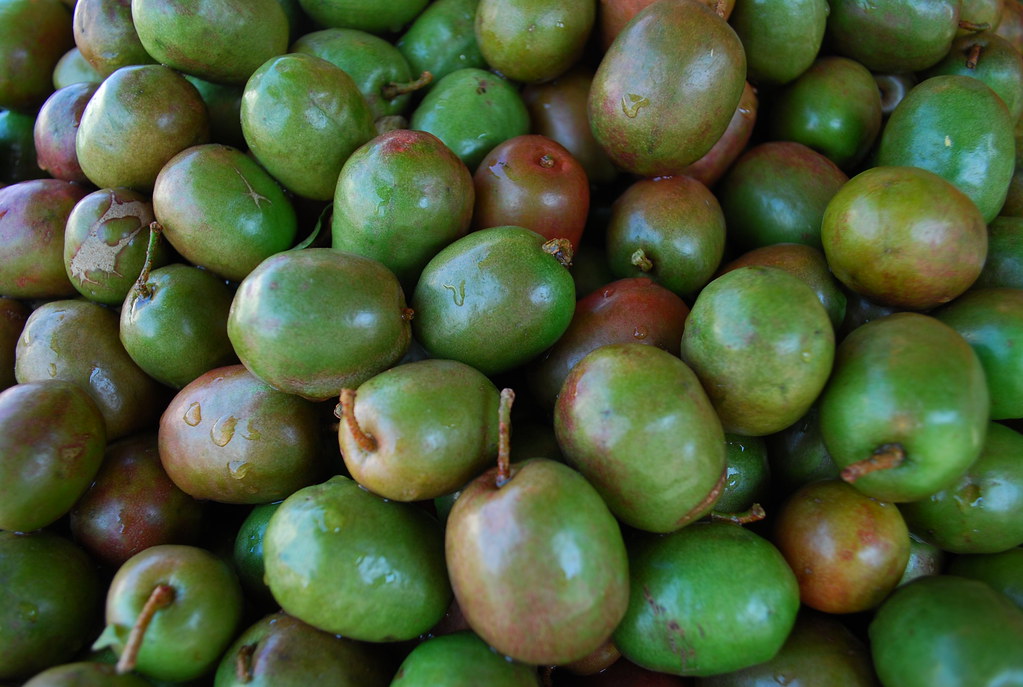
[116,584,176,675]
[235,642,257,683]
[381,71,433,100]
[542,238,574,268]
[538,154,555,169]
[496,388,515,487]
[631,248,653,272]
[841,443,906,483]
[339,388,377,452]
[133,222,163,300]
[710,503,766,525]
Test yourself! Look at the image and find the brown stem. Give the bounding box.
[631,248,653,272]
[710,503,766,525]
[381,71,433,100]
[401,307,415,321]
[841,443,906,483]
[339,388,377,452]
[116,584,175,674]
[496,388,515,487]
[957,19,991,32]
[541,238,574,268]
[965,43,983,69]
[134,221,163,300]
[235,643,257,683]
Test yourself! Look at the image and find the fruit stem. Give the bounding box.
[542,238,574,268]
[496,388,515,488]
[116,584,175,675]
[966,43,983,69]
[714,0,727,17]
[841,443,906,483]
[338,388,377,452]
[381,71,433,100]
[957,19,991,32]
[235,642,256,683]
[710,503,766,525]
[631,248,653,272]
[134,221,163,300]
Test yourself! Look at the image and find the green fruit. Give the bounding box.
[588,0,745,176]
[729,0,829,86]
[0,532,101,682]
[976,216,1023,289]
[0,108,42,184]
[411,226,575,376]
[877,75,1015,223]
[948,548,1023,609]
[820,312,990,503]
[391,631,539,687]
[924,32,1023,122]
[475,0,594,84]
[23,661,151,686]
[131,0,288,85]
[232,502,280,602]
[72,0,155,77]
[897,532,945,588]
[297,0,428,34]
[263,475,451,641]
[613,522,800,677]
[0,0,73,110]
[766,402,840,495]
[397,0,486,86]
[554,344,726,533]
[680,266,835,436]
[717,433,770,514]
[33,82,97,184]
[240,53,376,201]
[52,47,103,89]
[446,457,630,665]
[869,575,1023,687]
[183,75,245,148]
[227,248,411,401]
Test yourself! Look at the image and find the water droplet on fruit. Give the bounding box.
[228,460,249,479]
[211,415,238,447]
[621,93,650,118]
[443,281,466,306]
[243,420,261,441]
[48,363,57,377]
[183,402,202,426]
[633,326,648,340]
[801,351,812,362]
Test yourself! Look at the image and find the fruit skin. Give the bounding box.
[23,661,151,686]
[0,531,101,682]
[297,0,428,34]
[263,476,451,642]
[977,216,1023,290]
[821,166,988,311]
[948,548,1023,610]
[613,522,800,677]
[411,226,575,376]
[554,344,726,533]
[820,312,990,503]
[869,575,1023,687]
[924,32,1023,123]
[397,0,486,86]
[729,0,828,86]
[0,0,74,110]
[391,631,539,686]
[588,0,746,176]
[876,75,1015,223]
[680,266,835,437]
[33,83,96,184]
[227,248,411,401]
[445,458,629,665]
[73,0,155,77]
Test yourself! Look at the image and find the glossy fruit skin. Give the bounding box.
[681,266,835,436]
[232,501,279,602]
[614,522,800,677]
[820,313,990,503]
[64,188,161,306]
[411,226,575,376]
[925,32,1023,122]
[332,129,474,290]
[717,433,770,514]
[73,0,155,77]
[0,532,101,682]
[228,248,411,401]
[869,575,1023,687]
[240,53,376,201]
[213,611,393,687]
[23,661,152,686]
[392,631,539,686]
[53,47,103,89]
[730,0,828,86]
[473,134,590,249]
[554,344,726,532]
[409,67,530,172]
[774,479,910,614]
[527,276,689,410]
[339,359,499,502]
[877,75,1015,223]
[131,0,288,85]
[76,64,209,192]
[475,0,594,84]
[397,0,486,86]
[900,421,1023,554]
[102,545,243,683]
[680,81,758,187]
[897,532,944,588]
[977,217,1023,289]
[588,0,746,176]
[33,82,96,183]
[948,548,1023,610]
[159,364,325,504]
[298,0,428,33]
[264,476,451,642]
[0,380,105,534]
[821,166,988,310]
[0,179,88,299]
[446,458,630,665]
[605,175,726,297]
[0,0,73,110]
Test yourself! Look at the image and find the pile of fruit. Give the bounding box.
[2,0,1023,684]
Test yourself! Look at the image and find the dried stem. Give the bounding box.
[382,71,433,100]
[965,43,983,69]
[134,221,163,300]
[631,248,653,272]
[841,443,906,483]
[710,503,766,525]
[339,388,377,452]
[957,19,991,33]
[496,388,515,487]
[116,584,175,674]
[541,238,574,268]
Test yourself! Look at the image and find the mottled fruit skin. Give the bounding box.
[827,0,959,73]
[227,248,411,401]
[397,0,486,86]
[0,532,101,682]
[554,344,726,533]
[34,81,97,183]
[730,0,828,86]
[924,32,1023,123]
[23,661,151,686]
[614,522,801,677]
[298,0,428,34]
[681,266,835,436]
[680,80,758,187]
[774,480,910,614]
[588,0,746,176]
[820,313,990,503]
[0,0,74,110]
[446,458,629,665]
[869,575,1023,687]
[391,631,539,687]
[263,476,451,642]
[73,0,156,77]
[821,166,988,310]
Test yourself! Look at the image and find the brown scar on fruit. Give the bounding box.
[69,228,142,284]
[235,168,271,209]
